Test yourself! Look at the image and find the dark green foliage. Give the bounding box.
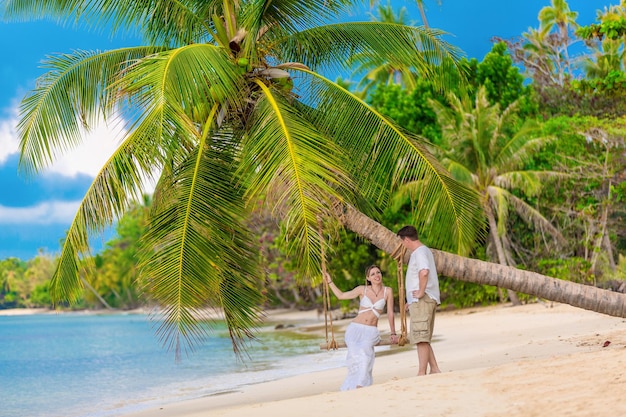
[577,18,626,41]
[536,77,626,119]
[439,277,500,308]
[536,258,594,284]
[526,116,626,277]
[368,81,443,143]
[464,42,538,118]
[327,229,380,286]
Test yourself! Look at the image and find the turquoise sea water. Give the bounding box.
[0,312,345,417]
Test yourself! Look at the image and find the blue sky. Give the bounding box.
[0,0,602,260]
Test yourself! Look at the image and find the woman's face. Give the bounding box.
[366,266,382,284]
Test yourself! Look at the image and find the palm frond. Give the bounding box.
[49,43,243,305]
[275,22,463,90]
[238,80,353,278]
[115,43,245,119]
[486,185,510,237]
[295,69,484,255]
[140,116,263,359]
[51,114,165,303]
[16,46,165,175]
[495,129,556,173]
[3,0,213,46]
[241,0,357,36]
[445,160,475,186]
[495,170,566,198]
[496,187,566,245]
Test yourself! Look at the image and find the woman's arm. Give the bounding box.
[323,272,363,300]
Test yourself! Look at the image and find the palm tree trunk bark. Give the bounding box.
[416,1,430,28]
[80,276,113,310]
[590,202,609,278]
[334,203,626,318]
[486,210,521,306]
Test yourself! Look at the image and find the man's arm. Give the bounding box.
[412,269,429,299]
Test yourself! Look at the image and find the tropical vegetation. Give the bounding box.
[2,0,626,355]
[1,0,483,356]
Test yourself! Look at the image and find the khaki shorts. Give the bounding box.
[409,294,437,344]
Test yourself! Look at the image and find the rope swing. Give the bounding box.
[319,240,409,350]
[319,218,338,350]
[391,243,409,346]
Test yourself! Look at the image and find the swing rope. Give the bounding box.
[391,243,409,346]
[319,219,338,350]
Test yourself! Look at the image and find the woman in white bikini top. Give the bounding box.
[324,265,397,332]
[358,287,387,318]
[323,265,398,391]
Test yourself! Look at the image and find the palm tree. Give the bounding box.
[538,0,579,80]
[429,86,566,305]
[581,2,626,79]
[352,2,421,96]
[539,0,578,37]
[369,0,442,29]
[4,0,481,356]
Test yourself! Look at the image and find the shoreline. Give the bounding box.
[119,302,626,417]
[0,307,55,316]
[0,307,153,316]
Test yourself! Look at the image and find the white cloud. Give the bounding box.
[1,102,158,196]
[0,106,19,164]
[0,200,80,224]
[45,116,127,178]
[0,101,126,178]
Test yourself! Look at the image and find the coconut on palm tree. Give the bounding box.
[4,0,484,356]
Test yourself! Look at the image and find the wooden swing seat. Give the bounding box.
[319,335,402,350]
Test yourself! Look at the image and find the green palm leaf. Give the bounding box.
[51,118,168,303]
[239,81,354,278]
[276,22,462,89]
[17,47,164,174]
[140,114,263,358]
[4,0,213,46]
[295,69,484,254]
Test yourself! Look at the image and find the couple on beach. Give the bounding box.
[324,225,441,391]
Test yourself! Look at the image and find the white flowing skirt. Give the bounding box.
[340,322,381,391]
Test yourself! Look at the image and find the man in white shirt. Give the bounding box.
[397,225,441,376]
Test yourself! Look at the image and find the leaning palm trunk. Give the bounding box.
[335,203,626,318]
[486,208,521,306]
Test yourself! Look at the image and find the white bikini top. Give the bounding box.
[358,286,387,318]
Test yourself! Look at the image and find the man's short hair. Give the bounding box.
[397,225,419,241]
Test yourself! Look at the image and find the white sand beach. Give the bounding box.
[0,308,52,316]
[119,301,626,417]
